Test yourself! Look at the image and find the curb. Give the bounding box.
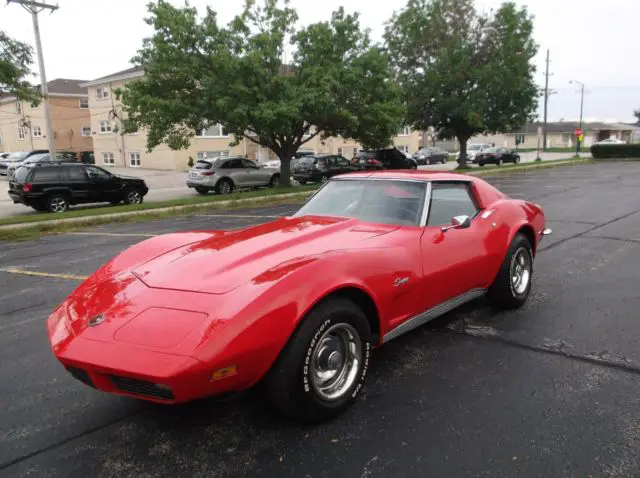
[0,191,311,231]
[0,158,593,232]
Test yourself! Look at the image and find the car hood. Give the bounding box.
[132,215,399,295]
[113,175,143,181]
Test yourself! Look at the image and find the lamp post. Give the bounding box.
[569,80,585,154]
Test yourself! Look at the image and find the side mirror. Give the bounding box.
[441,215,471,232]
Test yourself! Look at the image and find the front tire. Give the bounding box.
[497,158,503,166]
[269,174,280,188]
[488,233,533,310]
[515,156,520,164]
[124,188,144,205]
[264,298,371,424]
[46,194,69,213]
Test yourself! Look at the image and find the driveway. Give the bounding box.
[1,161,640,477]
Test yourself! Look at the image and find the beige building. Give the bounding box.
[81,67,427,171]
[0,79,93,155]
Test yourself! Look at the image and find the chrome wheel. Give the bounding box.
[219,181,232,194]
[510,247,531,295]
[310,323,362,401]
[49,196,67,213]
[127,190,142,204]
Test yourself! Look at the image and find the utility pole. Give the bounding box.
[542,49,550,152]
[570,80,585,154]
[8,0,59,160]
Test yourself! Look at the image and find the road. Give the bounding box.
[0,151,588,218]
[1,161,640,477]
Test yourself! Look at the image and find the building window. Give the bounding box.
[0,134,3,145]
[17,127,25,141]
[15,102,22,114]
[129,152,141,167]
[81,127,91,137]
[197,151,229,160]
[96,87,109,99]
[196,123,228,138]
[399,145,409,153]
[32,125,42,138]
[353,147,358,157]
[99,121,112,134]
[398,126,411,136]
[79,98,89,109]
[102,152,115,165]
[337,147,343,156]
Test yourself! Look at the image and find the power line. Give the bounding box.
[7,0,59,158]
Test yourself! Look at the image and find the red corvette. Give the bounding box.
[47,170,551,423]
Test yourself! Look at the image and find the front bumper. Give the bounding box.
[54,336,246,403]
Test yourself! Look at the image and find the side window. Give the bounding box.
[64,166,85,181]
[427,183,479,227]
[241,159,256,168]
[226,159,244,169]
[86,166,111,179]
[31,168,60,183]
[336,156,350,166]
[219,160,232,169]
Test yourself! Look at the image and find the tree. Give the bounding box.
[0,31,39,104]
[384,0,538,167]
[119,0,404,186]
[634,109,640,125]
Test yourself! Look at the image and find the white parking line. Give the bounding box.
[0,268,88,281]
[62,232,157,238]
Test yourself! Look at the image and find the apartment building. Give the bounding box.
[80,66,426,171]
[0,79,93,154]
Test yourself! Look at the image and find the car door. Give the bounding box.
[62,165,91,203]
[419,181,493,310]
[85,165,119,202]
[224,158,250,186]
[335,155,355,174]
[241,159,268,185]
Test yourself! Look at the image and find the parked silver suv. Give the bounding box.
[186,156,280,195]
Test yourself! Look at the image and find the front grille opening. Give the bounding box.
[65,366,96,388]
[110,375,175,401]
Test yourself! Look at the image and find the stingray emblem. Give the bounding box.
[88,314,106,327]
[394,277,410,287]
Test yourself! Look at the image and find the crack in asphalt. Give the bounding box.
[584,236,640,246]
[539,208,640,252]
[0,408,148,472]
[0,301,47,318]
[449,327,640,377]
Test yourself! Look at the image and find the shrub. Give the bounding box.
[188,156,194,167]
[590,144,640,159]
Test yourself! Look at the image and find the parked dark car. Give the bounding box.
[354,148,417,170]
[476,147,521,167]
[8,162,148,213]
[0,149,48,176]
[412,147,448,165]
[292,154,358,184]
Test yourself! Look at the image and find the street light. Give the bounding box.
[569,80,585,153]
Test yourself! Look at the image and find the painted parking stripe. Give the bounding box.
[62,232,157,237]
[0,268,88,281]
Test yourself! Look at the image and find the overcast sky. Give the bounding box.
[1,0,639,122]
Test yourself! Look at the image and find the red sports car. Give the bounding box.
[47,171,551,423]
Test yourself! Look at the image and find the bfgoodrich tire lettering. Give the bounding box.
[265,297,371,424]
[488,233,533,309]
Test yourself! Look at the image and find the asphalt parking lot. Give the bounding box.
[1,161,640,477]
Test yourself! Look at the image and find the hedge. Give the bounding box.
[590,144,640,159]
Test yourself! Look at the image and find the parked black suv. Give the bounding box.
[354,148,417,170]
[8,163,149,213]
[292,154,359,184]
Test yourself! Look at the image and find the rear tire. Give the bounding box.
[195,187,209,195]
[442,157,447,164]
[264,298,371,424]
[488,233,533,310]
[216,178,234,195]
[46,194,69,213]
[497,159,503,166]
[269,174,280,188]
[515,156,520,164]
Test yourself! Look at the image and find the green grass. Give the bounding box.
[0,195,306,242]
[0,184,320,227]
[515,147,588,153]
[467,156,591,175]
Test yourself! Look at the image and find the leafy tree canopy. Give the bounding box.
[0,31,39,104]
[385,0,538,167]
[119,0,404,185]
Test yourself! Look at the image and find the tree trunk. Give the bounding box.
[457,136,469,169]
[278,153,292,187]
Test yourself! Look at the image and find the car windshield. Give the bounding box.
[356,151,376,159]
[195,160,214,170]
[299,157,317,164]
[23,154,49,164]
[294,179,427,226]
[7,151,30,160]
[467,145,483,151]
[484,147,500,153]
